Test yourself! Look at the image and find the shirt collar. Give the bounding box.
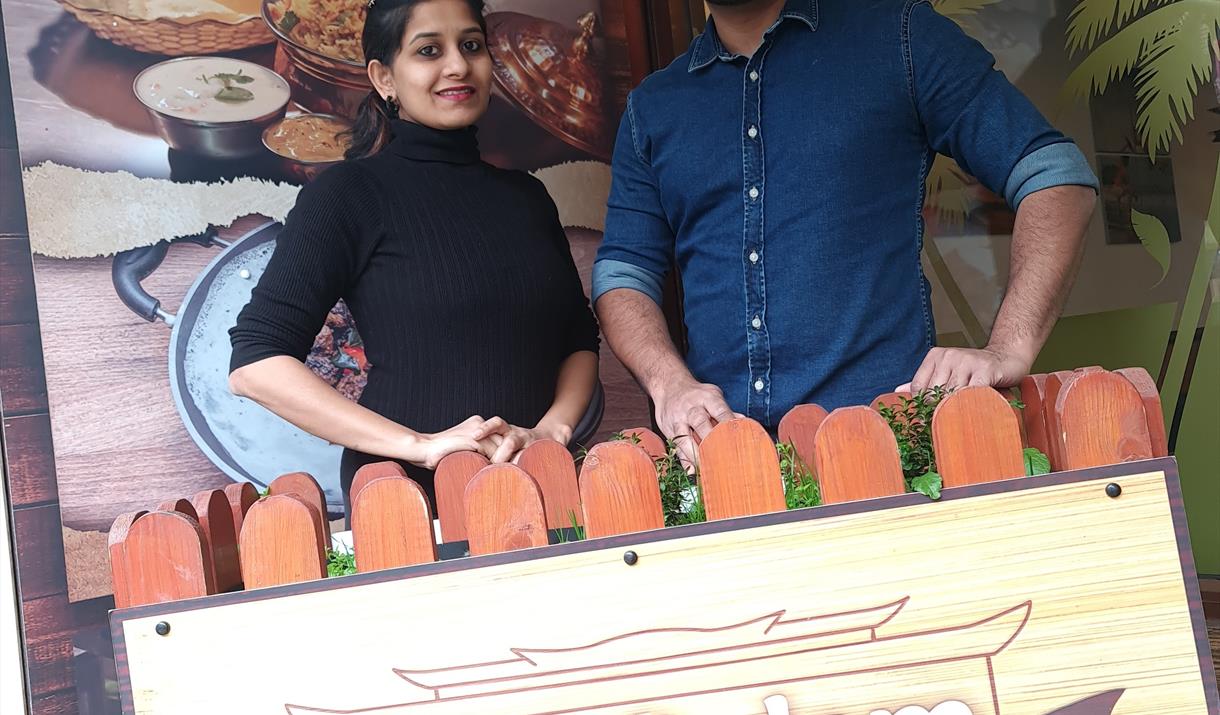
[687,0,818,73]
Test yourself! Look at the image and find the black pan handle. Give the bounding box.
[112,230,218,325]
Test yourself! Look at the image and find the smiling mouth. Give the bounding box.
[436,86,476,102]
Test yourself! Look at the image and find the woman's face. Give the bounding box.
[369,0,492,130]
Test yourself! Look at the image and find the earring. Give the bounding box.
[384,95,399,117]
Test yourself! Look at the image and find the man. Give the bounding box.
[592,0,1098,462]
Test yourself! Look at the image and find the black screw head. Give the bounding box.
[623,550,638,566]
[1105,483,1122,498]
[154,621,171,636]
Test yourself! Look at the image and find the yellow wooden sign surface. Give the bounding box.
[114,463,1218,714]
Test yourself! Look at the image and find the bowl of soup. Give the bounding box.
[134,57,291,158]
[262,113,353,182]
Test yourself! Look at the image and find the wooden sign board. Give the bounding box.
[112,458,1218,715]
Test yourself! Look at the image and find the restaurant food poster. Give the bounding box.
[1,0,649,601]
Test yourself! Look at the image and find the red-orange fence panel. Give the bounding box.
[814,407,905,504]
[1115,367,1169,457]
[619,427,667,460]
[515,439,582,529]
[464,465,547,556]
[435,451,490,543]
[698,418,785,520]
[777,404,829,476]
[122,511,215,607]
[1019,373,1051,456]
[239,494,327,590]
[578,442,664,538]
[932,387,1025,487]
[1043,370,1080,471]
[191,489,241,593]
[350,461,408,508]
[1056,370,1154,470]
[108,510,147,609]
[224,482,258,537]
[352,477,437,572]
[268,472,328,530]
[156,498,198,521]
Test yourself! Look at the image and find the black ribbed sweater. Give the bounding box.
[229,119,599,510]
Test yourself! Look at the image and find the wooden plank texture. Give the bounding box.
[239,495,327,590]
[352,477,436,573]
[515,439,583,529]
[932,387,1026,487]
[1,412,58,505]
[1056,371,1154,471]
[464,464,547,556]
[434,451,490,543]
[122,512,214,607]
[777,404,829,476]
[813,407,905,504]
[578,441,664,538]
[1115,367,1169,458]
[697,418,784,521]
[190,490,240,593]
[349,461,408,509]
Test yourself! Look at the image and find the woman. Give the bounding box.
[228,0,599,516]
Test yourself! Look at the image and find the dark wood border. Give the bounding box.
[110,456,1218,714]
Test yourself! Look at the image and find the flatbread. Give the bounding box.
[23,162,301,259]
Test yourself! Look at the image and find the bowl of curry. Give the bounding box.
[262,113,353,182]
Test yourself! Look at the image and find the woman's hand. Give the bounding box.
[415,416,507,469]
[472,417,571,464]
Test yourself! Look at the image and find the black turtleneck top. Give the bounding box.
[229,120,599,510]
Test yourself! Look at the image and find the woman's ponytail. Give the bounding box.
[343,91,395,160]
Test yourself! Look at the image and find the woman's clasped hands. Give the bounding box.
[415,415,569,469]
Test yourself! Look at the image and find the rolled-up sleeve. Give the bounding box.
[593,93,673,306]
[906,0,1098,208]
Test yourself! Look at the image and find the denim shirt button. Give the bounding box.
[748,251,759,264]
[748,186,760,199]
[753,379,765,392]
[751,316,762,329]
[749,70,759,81]
[747,125,758,139]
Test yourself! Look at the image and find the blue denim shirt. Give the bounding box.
[592,0,1098,428]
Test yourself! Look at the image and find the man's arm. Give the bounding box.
[899,1,1099,391]
[901,184,1094,391]
[596,288,735,464]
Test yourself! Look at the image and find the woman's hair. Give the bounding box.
[343,0,487,160]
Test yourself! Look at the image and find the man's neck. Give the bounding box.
[707,0,787,57]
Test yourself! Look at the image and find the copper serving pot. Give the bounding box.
[261,0,371,118]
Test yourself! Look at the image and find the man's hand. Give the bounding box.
[654,378,737,466]
[897,346,1031,393]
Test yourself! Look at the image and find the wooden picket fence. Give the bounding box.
[108,366,1168,609]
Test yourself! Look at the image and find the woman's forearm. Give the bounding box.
[229,356,426,463]
[534,350,598,444]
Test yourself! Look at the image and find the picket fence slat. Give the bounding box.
[578,442,664,538]
[699,419,785,520]
[240,494,327,590]
[464,464,548,556]
[108,510,147,609]
[353,477,437,572]
[435,451,491,543]
[932,387,1025,487]
[191,489,241,593]
[350,461,409,509]
[620,427,667,460]
[124,511,214,607]
[777,404,829,476]
[224,482,258,537]
[1056,370,1154,470]
[814,407,905,504]
[1115,367,1168,458]
[515,439,583,529]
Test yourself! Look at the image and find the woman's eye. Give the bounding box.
[418,45,438,57]
[462,39,483,53]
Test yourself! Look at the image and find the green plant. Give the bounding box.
[876,387,948,499]
[655,438,706,527]
[1023,446,1052,476]
[553,509,586,544]
[777,441,821,509]
[326,546,356,577]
